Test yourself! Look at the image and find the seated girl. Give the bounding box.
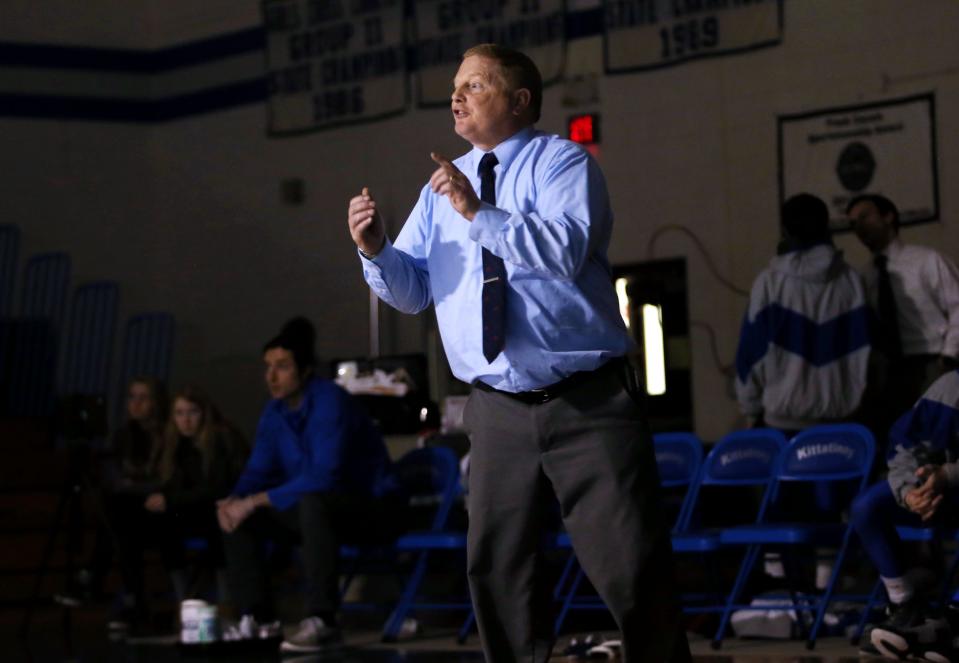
[113,386,247,630]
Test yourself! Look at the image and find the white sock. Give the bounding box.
[763,553,785,578]
[882,575,914,605]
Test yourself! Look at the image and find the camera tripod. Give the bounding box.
[18,394,115,654]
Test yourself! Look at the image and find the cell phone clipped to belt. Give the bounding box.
[621,360,639,395]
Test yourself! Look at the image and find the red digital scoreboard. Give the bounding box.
[567,113,600,145]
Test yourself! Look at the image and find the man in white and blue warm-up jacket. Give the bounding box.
[735,193,872,434]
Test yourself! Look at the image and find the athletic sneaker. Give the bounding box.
[870,598,951,660]
[54,568,102,607]
[105,595,147,633]
[222,614,282,641]
[280,616,343,653]
[586,639,622,659]
[397,617,421,640]
[922,609,959,662]
[917,631,959,663]
[562,634,597,659]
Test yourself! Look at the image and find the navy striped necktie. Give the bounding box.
[479,152,506,363]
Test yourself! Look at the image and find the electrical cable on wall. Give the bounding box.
[690,320,736,388]
[646,224,750,297]
[646,224,747,380]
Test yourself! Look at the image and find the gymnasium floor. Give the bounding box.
[7,604,882,662]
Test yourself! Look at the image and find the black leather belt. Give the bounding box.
[473,358,624,405]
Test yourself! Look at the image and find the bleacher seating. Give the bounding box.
[4,252,71,417]
[549,432,704,635]
[0,231,180,620]
[113,312,175,423]
[341,444,468,641]
[671,429,786,616]
[60,281,119,399]
[0,225,19,317]
[713,424,876,650]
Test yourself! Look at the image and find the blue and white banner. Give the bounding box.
[0,30,269,123]
[263,0,408,135]
[603,0,782,73]
[412,0,566,108]
[778,94,939,230]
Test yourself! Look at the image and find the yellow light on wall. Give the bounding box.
[642,303,666,396]
[615,278,630,329]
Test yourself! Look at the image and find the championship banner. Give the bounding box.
[603,0,782,74]
[413,0,566,108]
[778,94,939,230]
[263,0,408,135]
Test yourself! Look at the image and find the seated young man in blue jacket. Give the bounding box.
[851,369,959,661]
[217,318,404,652]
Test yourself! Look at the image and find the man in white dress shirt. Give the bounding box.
[847,193,959,447]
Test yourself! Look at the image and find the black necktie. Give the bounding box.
[875,254,902,359]
[479,153,506,363]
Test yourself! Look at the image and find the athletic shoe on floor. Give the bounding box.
[106,602,147,632]
[54,568,102,607]
[222,614,282,641]
[397,617,421,641]
[918,634,959,663]
[586,639,622,660]
[870,598,951,660]
[562,634,597,659]
[54,592,84,608]
[280,616,343,653]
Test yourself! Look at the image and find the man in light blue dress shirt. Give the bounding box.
[347,44,689,663]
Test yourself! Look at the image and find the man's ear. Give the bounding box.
[512,88,531,116]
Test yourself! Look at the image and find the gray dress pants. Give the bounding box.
[223,492,405,622]
[463,361,691,663]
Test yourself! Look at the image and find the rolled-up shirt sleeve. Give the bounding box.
[361,186,434,314]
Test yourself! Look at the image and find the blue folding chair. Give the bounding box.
[0,226,20,404]
[339,445,467,641]
[671,429,787,613]
[3,318,58,417]
[20,252,71,324]
[712,424,876,650]
[4,253,71,416]
[656,432,708,529]
[550,432,704,635]
[0,224,19,317]
[61,281,119,398]
[114,312,175,423]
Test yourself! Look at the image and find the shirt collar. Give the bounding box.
[272,377,316,417]
[469,126,536,176]
[881,237,904,260]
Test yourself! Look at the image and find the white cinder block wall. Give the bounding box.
[1,0,957,439]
